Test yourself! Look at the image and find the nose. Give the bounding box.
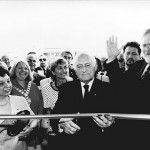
[81,66,87,72]
[128,54,133,58]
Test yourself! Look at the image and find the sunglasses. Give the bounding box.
[39,58,46,61]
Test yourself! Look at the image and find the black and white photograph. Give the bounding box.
[0,0,150,149]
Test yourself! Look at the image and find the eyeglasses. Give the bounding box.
[39,58,46,61]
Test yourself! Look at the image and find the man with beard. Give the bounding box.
[104,35,150,149]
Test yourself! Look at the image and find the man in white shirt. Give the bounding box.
[50,52,115,150]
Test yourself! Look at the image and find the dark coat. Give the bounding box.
[50,78,117,149]
[32,71,45,86]
[105,59,150,149]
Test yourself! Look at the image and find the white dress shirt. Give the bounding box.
[80,78,94,98]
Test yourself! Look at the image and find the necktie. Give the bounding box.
[141,66,150,79]
[83,84,89,100]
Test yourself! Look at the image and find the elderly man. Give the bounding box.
[50,52,116,150]
[26,52,45,88]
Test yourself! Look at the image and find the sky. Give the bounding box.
[0,0,150,59]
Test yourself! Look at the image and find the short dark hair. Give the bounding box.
[123,41,141,55]
[27,51,36,55]
[0,66,10,77]
[48,57,68,80]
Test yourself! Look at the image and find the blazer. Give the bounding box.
[50,78,117,149]
[105,59,150,149]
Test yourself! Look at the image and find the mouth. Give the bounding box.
[4,88,11,93]
[127,58,134,64]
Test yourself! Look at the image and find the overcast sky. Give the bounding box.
[0,0,150,59]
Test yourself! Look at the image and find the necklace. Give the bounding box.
[12,81,31,105]
[0,96,9,107]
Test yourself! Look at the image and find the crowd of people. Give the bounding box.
[0,28,150,149]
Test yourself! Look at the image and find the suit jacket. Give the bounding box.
[105,59,150,149]
[105,59,149,113]
[50,78,117,149]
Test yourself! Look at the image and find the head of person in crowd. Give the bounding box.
[48,56,70,82]
[0,61,8,70]
[122,41,141,70]
[100,56,107,74]
[142,28,150,64]
[117,53,125,69]
[1,54,11,71]
[26,53,37,72]
[60,51,73,68]
[39,54,47,69]
[73,52,97,84]
[95,57,102,75]
[0,66,11,98]
[10,60,33,82]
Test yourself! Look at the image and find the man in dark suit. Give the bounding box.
[50,52,116,150]
[105,34,150,149]
[34,54,48,77]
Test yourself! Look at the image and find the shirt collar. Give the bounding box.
[81,78,94,91]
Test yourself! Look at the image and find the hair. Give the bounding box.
[0,61,8,70]
[60,51,73,58]
[123,41,141,55]
[26,53,37,62]
[73,52,97,70]
[0,66,10,77]
[10,60,33,81]
[143,28,150,36]
[1,54,10,60]
[27,51,36,55]
[95,57,102,73]
[47,56,68,80]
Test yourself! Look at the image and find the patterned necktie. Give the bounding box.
[141,66,150,79]
[83,84,89,100]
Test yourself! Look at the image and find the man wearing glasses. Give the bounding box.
[35,54,48,77]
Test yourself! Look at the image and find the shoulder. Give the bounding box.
[33,72,45,78]
[31,81,38,88]
[9,95,28,106]
[94,78,110,87]
[96,74,110,83]
[9,95,34,114]
[40,78,51,87]
[34,66,41,71]
[59,80,79,90]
